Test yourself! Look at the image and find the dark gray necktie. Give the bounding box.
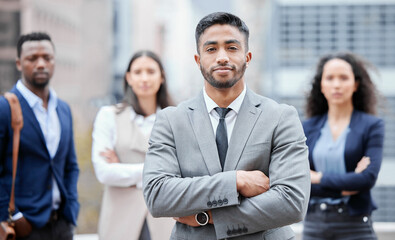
[215,107,231,170]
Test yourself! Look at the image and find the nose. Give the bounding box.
[333,78,341,87]
[141,72,149,82]
[216,49,229,65]
[36,57,46,69]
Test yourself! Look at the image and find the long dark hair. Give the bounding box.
[118,50,173,116]
[305,52,378,117]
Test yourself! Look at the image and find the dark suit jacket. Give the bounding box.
[0,86,79,228]
[303,110,384,216]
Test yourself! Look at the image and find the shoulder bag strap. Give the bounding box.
[3,92,24,218]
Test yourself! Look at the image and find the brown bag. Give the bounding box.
[0,93,31,240]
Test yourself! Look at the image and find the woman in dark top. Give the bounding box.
[302,52,384,240]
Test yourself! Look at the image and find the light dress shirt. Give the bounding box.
[203,85,246,143]
[16,80,61,216]
[92,106,158,189]
[311,119,350,205]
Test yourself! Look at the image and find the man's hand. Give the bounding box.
[100,148,120,163]
[310,170,322,184]
[173,211,213,227]
[236,170,270,198]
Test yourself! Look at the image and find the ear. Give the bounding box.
[354,80,360,92]
[245,52,252,67]
[125,72,132,85]
[16,58,22,71]
[194,54,200,67]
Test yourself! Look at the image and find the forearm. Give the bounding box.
[211,184,308,239]
[143,169,239,217]
[93,158,144,187]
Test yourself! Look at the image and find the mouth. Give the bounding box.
[212,66,234,74]
[33,72,49,79]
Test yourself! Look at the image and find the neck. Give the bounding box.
[138,96,157,116]
[205,79,245,108]
[327,102,354,121]
[22,79,50,108]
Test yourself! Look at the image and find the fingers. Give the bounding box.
[236,170,270,198]
[342,190,358,196]
[355,156,370,173]
[99,149,120,163]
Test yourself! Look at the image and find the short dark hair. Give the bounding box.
[306,52,379,117]
[119,50,173,116]
[195,12,249,53]
[17,32,53,58]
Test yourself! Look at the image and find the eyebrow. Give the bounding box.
[202,39,242,47]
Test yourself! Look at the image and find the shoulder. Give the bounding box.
[0,96,11,122]
[248,91,299,119]
[351,110,384,132]
[57,98,72,113]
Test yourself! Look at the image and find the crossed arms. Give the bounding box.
[143,105,311,239]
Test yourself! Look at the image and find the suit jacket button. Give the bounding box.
[47,185,51,190]
[218,199,223,206]
[223,198,228,204]
[207,201,212,208]
[212,200,217,207]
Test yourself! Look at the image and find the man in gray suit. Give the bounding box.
[143,12,310,240]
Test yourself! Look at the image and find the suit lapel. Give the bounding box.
[55,103,67,159]
[224,89,262,171]
[187,92,222,175]
[13,88,47,148]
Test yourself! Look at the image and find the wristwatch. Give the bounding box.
[195,211,209,226]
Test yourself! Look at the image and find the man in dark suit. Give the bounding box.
[143,12,310,239]
[0,32,79,240]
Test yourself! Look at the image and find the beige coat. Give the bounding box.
[98,106,174,240]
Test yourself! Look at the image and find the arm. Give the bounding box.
[318,119,384,191]
[143,108,240,218]
[0,97,11,221]
[91,107,144,187]
[209,106,311,239]
[63,106,80,225]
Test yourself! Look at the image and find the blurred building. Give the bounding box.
[0,0,113,130]
[0,0,20,92]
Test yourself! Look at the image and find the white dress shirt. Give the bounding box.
[203,85,246,143]
[91,105,158,188]
[16,80,61,210]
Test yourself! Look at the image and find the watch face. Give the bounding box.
[196,212,209,225]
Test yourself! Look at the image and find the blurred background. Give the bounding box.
[1,0,394,236]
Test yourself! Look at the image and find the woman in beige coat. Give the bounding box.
[92,50,174,240]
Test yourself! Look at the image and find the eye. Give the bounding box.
[148,69,156,74]
[340,75,349,81]
[206,47,216,52]
[133,70,141,75]
[44,56,53,61]
[228,46,238,51]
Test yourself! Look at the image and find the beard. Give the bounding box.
[200,62,247,89]
[25,72,51,89]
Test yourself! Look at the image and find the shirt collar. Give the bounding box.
[16,80,58,111]
[129,106,161,125]
[203,84,246,114]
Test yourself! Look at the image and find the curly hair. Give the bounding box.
[118,50,173,116]
[305,52,378,117]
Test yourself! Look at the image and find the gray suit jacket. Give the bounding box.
[143,89,310,240]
